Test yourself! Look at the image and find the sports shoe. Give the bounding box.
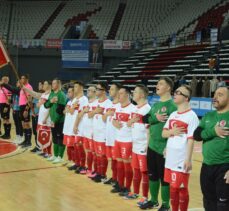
[13,135,20,143]
[52,156,64,164]
[0,134,11,139]
[140,201,159,210]
[119,188,130,197]
[47,156,57,161]
[124,192,139,200]
[93,175,106,183]
[68,164,78,171]
[88,171,97,178]
[86,170,92,176]
[75,166,85,174]
[21,142,32,148]
[110,182,121,193]
[43,153,50,158]
[158,204,170,211]
[30,147,40,153]
[80,168,90,175]
[137,197,148,207]
[103,178,114,185]
[39,152,46,157]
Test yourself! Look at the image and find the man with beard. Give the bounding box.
[194,86,229,211]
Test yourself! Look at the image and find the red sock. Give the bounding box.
[179,188,189,211]
[100,155,108,176]
[96,156,101,175]
[87,151,93,171]
[93,153,97,172]
[133,168,141,194]
[67,146,73,161]
[111,159,117,181]
[170,186,179,211]
[79,144,86,167]
[117,161,125,188]
[74,144,80,166]
[124,162,133,190]
[142,171,149,198]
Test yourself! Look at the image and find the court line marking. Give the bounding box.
[188,208,204,211]
[0,165,65,175]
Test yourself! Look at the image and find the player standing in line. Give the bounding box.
[111,86,135,196]
[89,82,112,183]
[124,85,151,206]
[194,86,229,211]
[162,85,199,211]
[78,86,97,175]
[140,77,177,210]
[103,83,121,185]
[44,78,66,163]
[72,81,88,174]
[62,87,75,165]
[0,76,12,139]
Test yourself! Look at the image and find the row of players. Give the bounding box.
[0,76,228,211]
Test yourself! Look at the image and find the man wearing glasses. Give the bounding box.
[194,86,229,211]
[162,85,199,211]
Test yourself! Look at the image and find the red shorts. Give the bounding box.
[83,137,90,150]
[74,136,83,144]
[63,135,75,147]
[132,152,147,172]
[94,141,106,155]
[114,140,132,160]
[106,146,115,160]
[164,168,190,188]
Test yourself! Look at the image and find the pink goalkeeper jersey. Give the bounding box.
[0,87,12,103]
[19,83,33,106]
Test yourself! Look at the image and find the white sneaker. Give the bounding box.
[13,135,20,143]
[47,156,56,161]
[52,156,64,164]
[17,136,24,144]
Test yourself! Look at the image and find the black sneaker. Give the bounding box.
[110,184,121,193]
[19,140,26,146]
[21,143,32,148]
[0,134,11,139]
[39,152,46,156]
[140,201,159,210]
[94,175,106,183]
[68,164,78,171]
[103,178,114,185]
[118,188,130,197]
[158,204,170,211]
[75,166,84,174]
[30,147,39,153]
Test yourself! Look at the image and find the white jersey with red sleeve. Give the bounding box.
[37,92,52,127]
[63,100,74,136]
[115,103,136,143]
[82,99,98,139]
[0,87,12,104]
[72,95,88,137]
[131,103,151,155]
[163,109,199,173]
[105,102,120,146]
[92,98,112,142]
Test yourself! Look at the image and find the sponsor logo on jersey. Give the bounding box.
[219,120,226,127]
[161,106,167,112]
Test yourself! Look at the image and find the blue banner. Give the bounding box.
[148,96,214,117]
[62,39,103,68]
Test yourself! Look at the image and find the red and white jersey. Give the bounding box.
[63,99,74,136]
[163,109,199,173]
[37,92,52,126]
[131,103,151,155]
[105,102,120,146]
[115,103,136,143]
[82,99,98,139]
[0,87,11,104]
[72,95,88,137]
[93,98,112,142]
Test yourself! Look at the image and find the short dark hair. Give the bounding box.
[136,84,149,98]
[159,77,174,91]
[111,82,122,90]
[181,84,192,101]
[120,86,131,95]
[97,82,108,92]
[21,74,30,80]
[74,80,84,88]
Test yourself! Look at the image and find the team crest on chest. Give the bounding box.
[219,120,226,127]
[161,106,167,112]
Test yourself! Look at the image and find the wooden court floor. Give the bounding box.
[0,131,204,211]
